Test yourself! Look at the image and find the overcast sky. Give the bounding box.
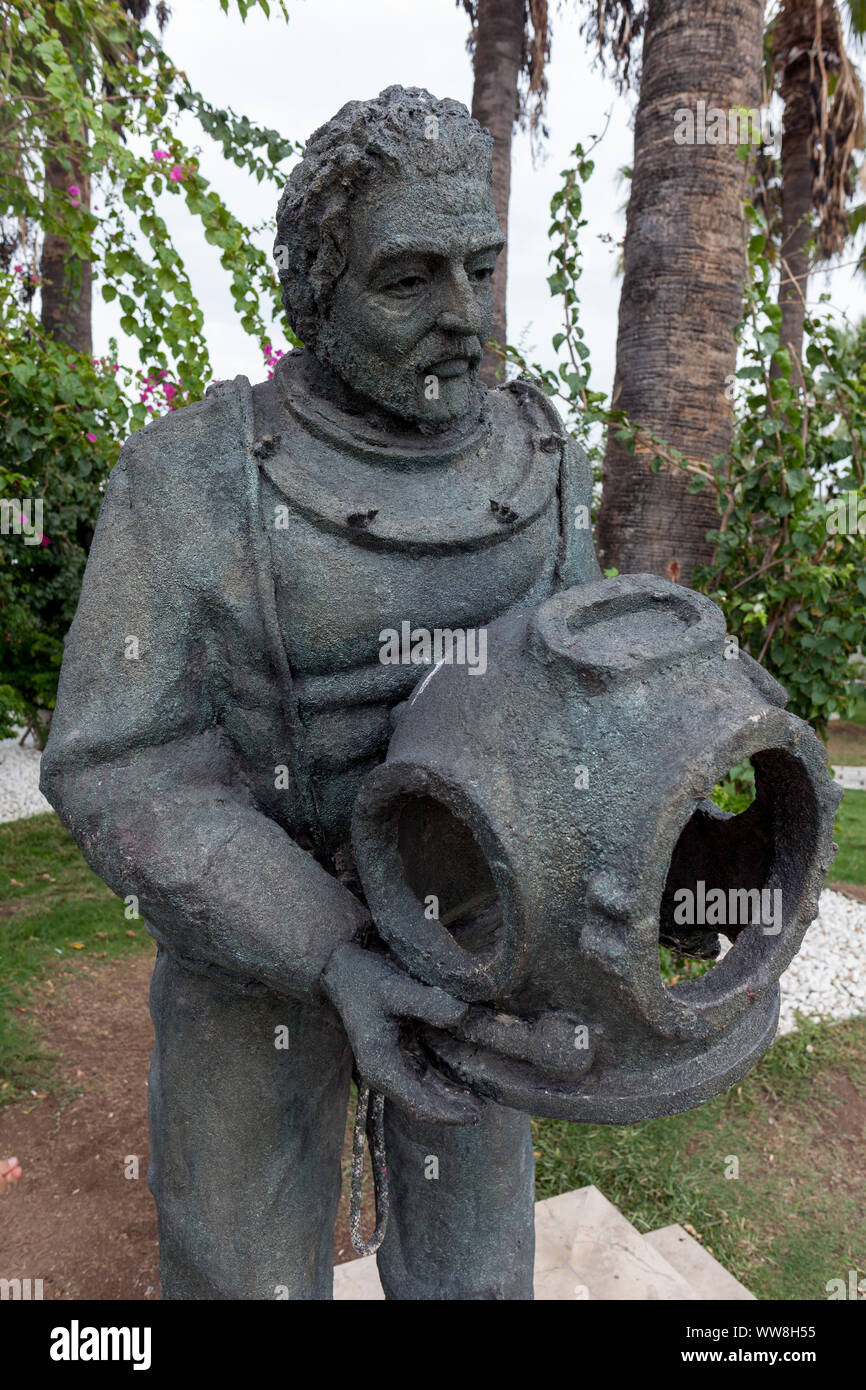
[92,0,866,400]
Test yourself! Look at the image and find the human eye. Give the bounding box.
[382,267,430,297]
[467,258,496,285]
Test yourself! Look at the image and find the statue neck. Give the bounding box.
[280,349,487,459]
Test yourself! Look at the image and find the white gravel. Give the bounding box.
[0,733,51,822]
[777,888,866,1035]
[832,765,866,790]
[1,732,865,1034]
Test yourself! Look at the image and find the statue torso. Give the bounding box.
[254,355,565,841]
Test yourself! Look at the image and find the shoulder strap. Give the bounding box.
[223,374,330,865]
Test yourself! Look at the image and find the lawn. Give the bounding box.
[833,787,866,885]
[2,809,866,1301]
[0,812,153,1102]
[532,1013,866,1301]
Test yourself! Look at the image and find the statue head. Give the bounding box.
[274,86,503,426]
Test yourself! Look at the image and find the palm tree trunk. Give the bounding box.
[597,0,765,584]
[41,155,92,356]
[776,54,815,373]
[470,0,525,383]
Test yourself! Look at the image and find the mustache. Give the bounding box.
[413,334,483,370]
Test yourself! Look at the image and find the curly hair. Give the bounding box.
[274,86,494,347]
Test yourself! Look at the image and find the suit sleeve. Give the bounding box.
[40,418,366,1001]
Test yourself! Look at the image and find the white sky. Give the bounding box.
[92,0,866,399]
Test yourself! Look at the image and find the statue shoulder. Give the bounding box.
[489,376,568,438]
[488,377,600,586]
[488,377,593,478]
[113,375,255,501]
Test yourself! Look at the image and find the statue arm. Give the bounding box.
[40,422,366,1003]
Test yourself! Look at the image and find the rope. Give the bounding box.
[349,1082,390,1257]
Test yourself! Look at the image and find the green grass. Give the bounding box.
[0,812,153,1103]
[833,787,866,885]
[849,696,866,724]
[3,811,866,1298]
[533,1014,866,1300]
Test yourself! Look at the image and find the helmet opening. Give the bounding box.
[396,793,503,956]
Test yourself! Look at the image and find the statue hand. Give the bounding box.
[443,1005,595,1079]
[321,942,482,1126]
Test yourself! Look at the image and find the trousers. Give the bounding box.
[147,947,536,1299]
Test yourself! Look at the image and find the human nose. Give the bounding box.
[436,265,481,335]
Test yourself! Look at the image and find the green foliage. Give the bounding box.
[0,0,299,733]
[709,758,757,815]
[3,0,298,394]
[494,129,612,484]
[0,282,147,737]
[657,943,715,986]
[504,141,866,734]
[695,201,866,736]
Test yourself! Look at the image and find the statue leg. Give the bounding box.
[147,946,352,1300]
[376,1098,535,1300]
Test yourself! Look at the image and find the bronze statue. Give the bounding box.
[41,85,840,1301]
[42,87,599,1299]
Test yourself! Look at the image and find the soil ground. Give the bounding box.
[2,949,866,1300]
[0,953,371,1299]
[827,718,866,766]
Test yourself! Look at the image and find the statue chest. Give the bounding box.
[255,421,563,837]
[262,472,559,678]
[257,402,564,679]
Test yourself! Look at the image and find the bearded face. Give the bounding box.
[314,171,504,427]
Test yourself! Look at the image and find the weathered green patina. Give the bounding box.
[41,86,840,1301]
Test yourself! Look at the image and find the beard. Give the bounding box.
[314,320,484,427]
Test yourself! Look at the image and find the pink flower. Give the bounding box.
[86,432,97,443]
[169,165,184,182]
[163,383,177,400]
[40,535,50,546]
[153,150,170,161]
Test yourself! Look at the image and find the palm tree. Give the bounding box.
[769,0,864,376]
[460,0,551,379]
[595,0,766,584]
